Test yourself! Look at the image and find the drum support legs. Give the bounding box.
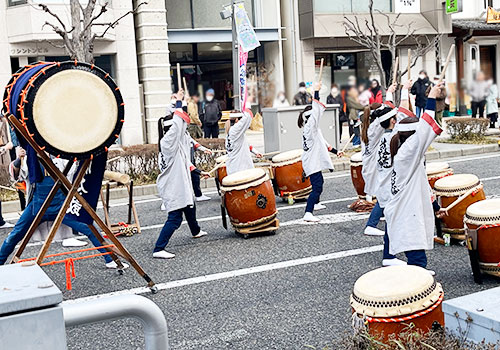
[6,114,155,291]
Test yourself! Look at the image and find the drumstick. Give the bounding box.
[176,63,182,91]
[407,49,414,113]
[0,185,17,192]
[262,151,281,157]
[106,156,121,163]
[392,57,399,85]
[183,77,188,95]
[341,134,356,153]
[318,58,324,83]
[443,187,476,212]
[439,44,455,83]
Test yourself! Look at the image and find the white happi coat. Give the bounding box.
[157,110,194,213]
[301,99,334,177]
[226,110,254,175]
[384,109,442,255]
[361,117,384,196]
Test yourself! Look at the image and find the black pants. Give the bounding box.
[471,100,486,118]
[203,124,219,138]
[191,169,202,197]
[487,112,498,127]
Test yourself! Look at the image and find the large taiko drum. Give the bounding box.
[215,155,228,184]
[3,61,124,159]
[351,266,444,340]
[350,152,366,198]
[221,168,277,231]
[465,199,500,278]
[426,162,453,189]
[271,149,311,199]
[434,174,485,239]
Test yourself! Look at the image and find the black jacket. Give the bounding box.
[201,99,222,126]
[293,92,313,106]
[411,78,431,108]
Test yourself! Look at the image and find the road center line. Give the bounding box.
[63,244,383,304]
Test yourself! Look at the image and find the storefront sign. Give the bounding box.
[394,0,420,14]
[446,0,462,14]
[487,7,500,24]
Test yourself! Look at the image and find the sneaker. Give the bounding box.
[427,269,436,276]
[153,250,176,259]
[193,230,208,238]
[195,194,211,202]
[364,226,385,236]
[314,203,326,211]
[62,238,88,247]
[382,258,407,267]
[160,203,166,211]
[303,212,320,223]
[105,261,130,270]
[0,222,14,229]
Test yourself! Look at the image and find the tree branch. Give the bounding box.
[38,3,69,32]
[82,2,108,34]
[92,1,147,40]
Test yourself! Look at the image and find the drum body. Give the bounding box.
[215,155,228,184]
[465,199,500,277]
[426,162,453,189]
[272,149,311,199]
[434,174,485,239]
[351,266,444,341]
[221,168,277,228]
[3,61,124,159]
[350,152,365,198]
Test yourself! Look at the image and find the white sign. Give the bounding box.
[394,0,421,14]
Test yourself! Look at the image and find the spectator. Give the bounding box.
[369,79,383,104]
[346,86,364,146]
[358,82,371,106]
[201,89,222,138]
[425,76,447,126]
[273,91,290,107]
[347,75,357,88]
[187,92,203,139]
[327,84,346,140]
[293,82,313,106]
[411,70,431,117]
[486,78,499,128]
[468,71,490,119]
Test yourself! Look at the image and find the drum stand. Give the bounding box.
[100,180,141,236]
[6,114,157,293]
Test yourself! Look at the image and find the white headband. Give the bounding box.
[303,110,313,117]
[397,123,418,132]
[379,108,398,122]
[163,119,174,127]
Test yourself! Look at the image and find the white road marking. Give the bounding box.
[63,244,383,304]
[446,153,500,164]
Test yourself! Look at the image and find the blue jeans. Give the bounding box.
[366,201,383,228]
[352,135,361,146]
[0,204,112,264]
[154,205,200,252]
[305,172,324,213]
[383,224,397,260]
[405,250,427,268]
[416,106,423,118]
[191,169,202,198]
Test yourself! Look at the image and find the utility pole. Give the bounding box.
[231,0,240,111]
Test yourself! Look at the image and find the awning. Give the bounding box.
[168,28,281,44]
[453,19,500,31]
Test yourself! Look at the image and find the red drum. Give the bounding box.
[426,162,453,189]
[434,174,486,239]
[351,266,444,341]
[350,152,366,198]
[465,199,500,278]
[221,168,278,230]
[271,149,311,199]
[215,155,228,184]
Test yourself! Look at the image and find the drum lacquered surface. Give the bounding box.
[426,162,453,189]
[272,150,310,196]
[350,153,365,197]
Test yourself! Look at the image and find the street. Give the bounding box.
[6,152,500,350]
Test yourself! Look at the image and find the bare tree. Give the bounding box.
[38,0,146,63]
[343,0,442,90]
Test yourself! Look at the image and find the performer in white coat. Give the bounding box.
[299,83,342,223]
[225,110,262,175]
[384,83,445,271]
[154,92,208,259]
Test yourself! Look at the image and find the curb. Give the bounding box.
[3,144,498,214]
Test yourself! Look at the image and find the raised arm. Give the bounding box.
[399,80,412,110]
[229,110,253,140]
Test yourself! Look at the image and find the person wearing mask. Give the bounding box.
[327,84,346,140]
[358,82,371,106]
[347,86,364,146]
[273,91,290,107]
[187,92,203,139]
[468,71,490,119]
[425,76,447,126]
[411,70,431,117]
[486,78,499,128]
[201,89,222,138]
[293,82,313,106]
[369,79,383,104]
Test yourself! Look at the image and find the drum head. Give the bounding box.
[350,266,442,317]
[216,155,228,164]
[272,149,303,164]
[24,62,124,159]
[465,198,500,225]
[222,168,267,188]
[434,174,480,196]
[426,162,449,176]
[350,152,363,164]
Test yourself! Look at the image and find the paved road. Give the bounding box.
[3,152,500,349]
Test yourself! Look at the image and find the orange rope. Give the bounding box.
[17,244,115,263]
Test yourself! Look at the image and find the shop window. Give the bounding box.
[7,0,27,6]
[314,0,391,13]
[197,43,232,61]
[169,44,194,63]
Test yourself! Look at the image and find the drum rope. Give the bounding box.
[364,292,444,324]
